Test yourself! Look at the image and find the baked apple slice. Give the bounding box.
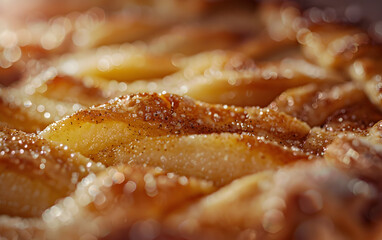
[40,93,310,185]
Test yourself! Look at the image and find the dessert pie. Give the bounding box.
[1,0,382,239]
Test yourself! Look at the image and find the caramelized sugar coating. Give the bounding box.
[43,165,214,239]
[41,93,310,144]
[40,92,310,185]
[303,103,382,156]
[270,83,382,154]
[0,126,103,218]
[269,83,366,126]
[323,101,382,134]
[302,127,339,155]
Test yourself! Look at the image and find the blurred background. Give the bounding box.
[1,0,381,39]
[297,0,382,42]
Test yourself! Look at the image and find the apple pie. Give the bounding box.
[1,0,382,239]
